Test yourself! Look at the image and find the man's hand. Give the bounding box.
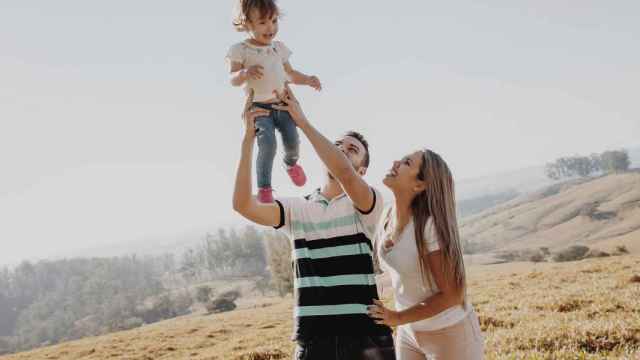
[272,83,308,128]
[307,75,322,91]
[242,90,270,139]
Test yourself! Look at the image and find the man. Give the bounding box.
[232,86,395,359]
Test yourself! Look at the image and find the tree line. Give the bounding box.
[0,226,293,355]
[545,149,631,180]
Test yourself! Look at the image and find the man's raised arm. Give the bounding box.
[232,93,283,227]
[273,86,374,212]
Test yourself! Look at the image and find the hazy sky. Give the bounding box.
[1,1,639,266]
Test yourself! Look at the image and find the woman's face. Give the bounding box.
[383,150,426,194]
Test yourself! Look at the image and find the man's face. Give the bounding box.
[334,136,367,175]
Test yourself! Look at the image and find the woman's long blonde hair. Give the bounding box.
[386,150,467,298]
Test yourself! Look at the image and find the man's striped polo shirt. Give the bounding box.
[274,188,392,340]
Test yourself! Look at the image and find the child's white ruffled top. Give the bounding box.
[226,40,291,103]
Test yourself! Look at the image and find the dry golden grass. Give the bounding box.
[469,256,640,359]
[2,256,639,359]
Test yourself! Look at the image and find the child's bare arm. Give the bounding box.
[229,61,264,87]
[283,62,322,91]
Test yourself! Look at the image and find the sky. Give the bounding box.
[1,1,639,266]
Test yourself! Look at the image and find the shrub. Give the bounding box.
[217,290,241,302]
[552,245,590,262]
[583,249,610,259]
[615,245,630,255]
[530,252,545,263]
[118,317,143,331]
[171,291,193,317]
[254,274,273,296]
[195,286,214,304]
[206,299,237,314]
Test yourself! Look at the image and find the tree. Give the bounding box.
[545,149,631,181]
[238,226,268,276]
[254,274,273,296]
[589,153,603,173]
[571,156,594,178]
[179,249,199,283]
[198,227,267,278]
[545,162,562,180]
[263,231,293,296]
[601,150,630,173]
[160,253,176,274]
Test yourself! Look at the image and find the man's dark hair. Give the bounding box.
[344,131,370,168]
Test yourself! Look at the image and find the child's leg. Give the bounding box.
[255,114,277,189]
[274,109,299,167]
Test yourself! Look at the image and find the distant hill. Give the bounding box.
[456,165,554,201]
[456,145,640,210]
[461,172,640,254]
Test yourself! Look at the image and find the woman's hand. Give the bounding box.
[367,299,402,327]
[242,90,269,139]
[272,83,308,128]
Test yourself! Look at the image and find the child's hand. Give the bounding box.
[244,65,264,80]
[307,75,322,91]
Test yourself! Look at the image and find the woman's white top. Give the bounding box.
[376,216,469,331]
[226,40,291,102]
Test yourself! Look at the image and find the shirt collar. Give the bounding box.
[308,188,347,204]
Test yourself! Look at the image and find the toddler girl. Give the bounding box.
[226,0,321,203]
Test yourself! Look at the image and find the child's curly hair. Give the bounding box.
[233,0,280,32]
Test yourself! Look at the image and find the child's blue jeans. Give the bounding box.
[253,102,300,189]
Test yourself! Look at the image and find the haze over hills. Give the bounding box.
[7,147,638,267]
[461,172,640,255]
[457,146,640,201]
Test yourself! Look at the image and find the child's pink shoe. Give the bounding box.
[287,164,307,187]
[257,187,274,203]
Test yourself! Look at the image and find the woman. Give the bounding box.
[367,149,484,359]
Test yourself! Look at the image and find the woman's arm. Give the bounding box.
[368,251,464,326]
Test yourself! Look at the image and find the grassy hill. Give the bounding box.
[461,172,640,255]
[1,255,638,359]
